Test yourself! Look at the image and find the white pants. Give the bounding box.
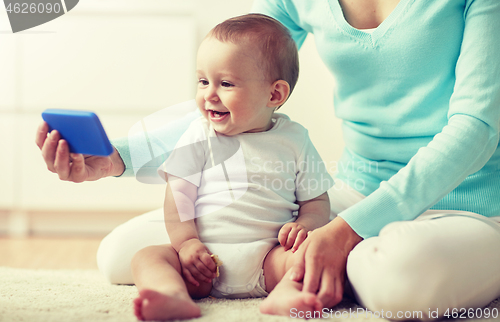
[331,180,500,321]
[97,180,500,321]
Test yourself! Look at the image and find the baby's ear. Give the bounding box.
[268,80,290,108]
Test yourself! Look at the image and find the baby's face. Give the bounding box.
[195,37,275,136]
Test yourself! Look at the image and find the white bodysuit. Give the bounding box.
[158,114,334,296]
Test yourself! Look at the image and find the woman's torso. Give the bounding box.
[338,0,400,29]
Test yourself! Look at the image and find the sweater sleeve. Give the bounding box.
[339,0,500,238]
[251,0,308,49]
[111,102,200,178]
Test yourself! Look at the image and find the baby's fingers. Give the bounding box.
[282,227,301,251]
[182,267,200,287]
[184,260,213,284]
[200,253,217,276]
[278,225,292,247]
[194,255,216,281]
[292,229,308,252]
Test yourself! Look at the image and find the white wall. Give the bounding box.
[0,0,342,236]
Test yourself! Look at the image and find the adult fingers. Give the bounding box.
[289,245,306,282]
[35,122,49,149]
[317,268,340,308]
[302,248,322,294]
[41,130,61,172]
[69,153,87,183]
[54,140,71,180]
[333,276,345,307]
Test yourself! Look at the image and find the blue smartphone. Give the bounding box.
[41,109,114,156]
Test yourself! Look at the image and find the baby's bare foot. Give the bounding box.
[260,280,322,318]
[133,289,201,321]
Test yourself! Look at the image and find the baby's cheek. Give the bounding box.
[195,94,204,108]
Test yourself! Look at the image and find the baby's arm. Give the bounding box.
[164,174,217,286]
[278,192,330,252]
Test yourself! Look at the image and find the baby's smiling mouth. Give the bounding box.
[208,110,230,118]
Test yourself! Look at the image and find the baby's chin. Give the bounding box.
[211,127,242,136]
[206,121,238,136]
[204,116,267,136]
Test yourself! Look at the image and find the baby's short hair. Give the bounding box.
[208,14,299,95]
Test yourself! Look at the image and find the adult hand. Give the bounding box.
[177,239,217,287]
[35,121,125,182]
[289,217,363,308]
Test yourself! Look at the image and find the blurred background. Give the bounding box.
[0,0,342,239]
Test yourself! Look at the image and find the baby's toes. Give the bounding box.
[133,297,145,321]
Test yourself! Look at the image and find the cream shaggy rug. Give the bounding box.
[0,267,499,322]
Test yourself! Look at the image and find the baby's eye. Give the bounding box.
[198,79,209,86]
[221,81,233,87]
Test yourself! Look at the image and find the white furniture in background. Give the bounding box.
[0,1,197,236]
[0,0,342,237]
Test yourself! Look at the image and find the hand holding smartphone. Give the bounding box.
[41,109,114,156]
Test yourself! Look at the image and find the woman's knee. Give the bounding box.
[96,208,169,284]
[347,217,500,320]
[346,222,453,320]
[97,231,136,284]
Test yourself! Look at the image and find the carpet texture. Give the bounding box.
[0,267,498,322]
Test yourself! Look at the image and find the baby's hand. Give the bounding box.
[278,222,308,253]
[178,239,217,287]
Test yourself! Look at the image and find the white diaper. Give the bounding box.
[209,269,268,299]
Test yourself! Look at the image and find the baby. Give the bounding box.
[131,14,334,321]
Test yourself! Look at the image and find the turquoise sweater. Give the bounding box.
[251,0,500,238]
[114,0,500,238]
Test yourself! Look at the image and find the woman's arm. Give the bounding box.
[113,104,200,178]
[251,0,308,48]
[340,0,500,238]
[256,0,500,309]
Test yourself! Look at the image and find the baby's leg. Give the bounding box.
[260,246,322,317]
[131,244,212,321]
